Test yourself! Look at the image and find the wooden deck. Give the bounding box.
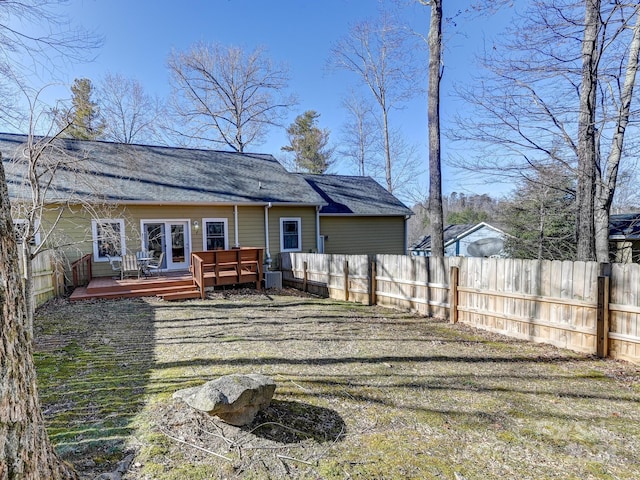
[70,248,265,302]
[69,271,201,301]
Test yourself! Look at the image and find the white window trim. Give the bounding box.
[202,218,229,251]
[13,219,41,246]
[92,218,126,262]
[280,217,302,253]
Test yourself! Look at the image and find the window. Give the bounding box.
[203,218,228,250]
[13,219,40,246]
[92,219,126,261]
[280,217,302,252]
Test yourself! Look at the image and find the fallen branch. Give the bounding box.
[159,427,234,463]
[233,421,313,447]
[291,380,312,392]
[310,425,345,463]
[276,454,316,466]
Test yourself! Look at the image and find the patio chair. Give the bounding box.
[136,250,155,277]
[146,252,165,276]
[106,255,122,279]
[121,254,140,279]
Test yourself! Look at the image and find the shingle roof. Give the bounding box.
[0,133,324,205]
[411,223,476,251]
[299,173,413,216]
[609,213,640,239]
[410,222,508,251]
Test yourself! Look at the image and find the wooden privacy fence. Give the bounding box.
[280,253,640,364]
[18,249,65,307]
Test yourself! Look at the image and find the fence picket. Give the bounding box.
[281,253,639,363]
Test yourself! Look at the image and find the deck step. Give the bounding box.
[70,277,198,301]
[86,278,194,295]
[159,290,202,301]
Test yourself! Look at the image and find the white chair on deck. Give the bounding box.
[146,252,165,276]
[106,255,122,279]
[121,254,140,279]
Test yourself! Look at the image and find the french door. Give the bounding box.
[142,220,190,271]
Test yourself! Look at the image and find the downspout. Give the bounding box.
[234,205,239,248]
[316,205,322,253]
[264,202,272,269]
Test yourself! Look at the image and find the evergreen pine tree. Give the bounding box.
[61,78,105,140]
[282,111,333,174]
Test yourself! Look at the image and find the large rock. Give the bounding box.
[173,374,276,426]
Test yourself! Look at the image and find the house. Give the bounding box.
[609,213,640,263]
[410,222,507,257]
[300,174,413,255]
[2,133,411,281]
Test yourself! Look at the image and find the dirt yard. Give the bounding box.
[34,289,640,479]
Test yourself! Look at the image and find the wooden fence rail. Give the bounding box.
[281,253,640,364]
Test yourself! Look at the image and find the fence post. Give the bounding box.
[449,266,459,324]
[343,260,349,302]
[303,261,308,293]
[597,275,610,358]
[370,258,377,306]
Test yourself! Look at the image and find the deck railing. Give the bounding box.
[71,253,93,287]
[191,248,264,299]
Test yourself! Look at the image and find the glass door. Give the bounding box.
[142,220,190,271]
[169,222,189,270]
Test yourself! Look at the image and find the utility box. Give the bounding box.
[264,271,282,289]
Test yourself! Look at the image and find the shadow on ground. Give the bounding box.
[34,298,156,477]
[249,399,346,443]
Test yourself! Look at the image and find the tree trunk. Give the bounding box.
[0,157,77,479]
[428,0,445,258]
[382,106,393,193]
[575,0,600,261]
[594,8,640,263]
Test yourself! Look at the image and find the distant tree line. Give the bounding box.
[410,160,640,262]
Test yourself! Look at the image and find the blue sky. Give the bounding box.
[20,0,518,201]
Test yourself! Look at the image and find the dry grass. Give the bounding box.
[34,289,640,479]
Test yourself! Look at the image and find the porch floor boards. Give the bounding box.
[70,272,199,301]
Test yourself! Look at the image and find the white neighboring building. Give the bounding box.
[410,222,507,257]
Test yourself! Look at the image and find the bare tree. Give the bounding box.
[612,165,640,213]
[423,0,445,257]
[1,155,78,480]
[330,11,421,193]
[339,93,377,177]
[5,84,109,335]
[451,0,640,262]
[0,2,100,476]
[575,0,601,261]
[98,72,165,144]
[167,42,296,152]
[0,1,100,80]
[386,127,424,197]
[594,7,640,261]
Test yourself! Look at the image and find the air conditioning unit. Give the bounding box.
[264,271,282,289]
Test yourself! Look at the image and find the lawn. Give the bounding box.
[33,289,640,479]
